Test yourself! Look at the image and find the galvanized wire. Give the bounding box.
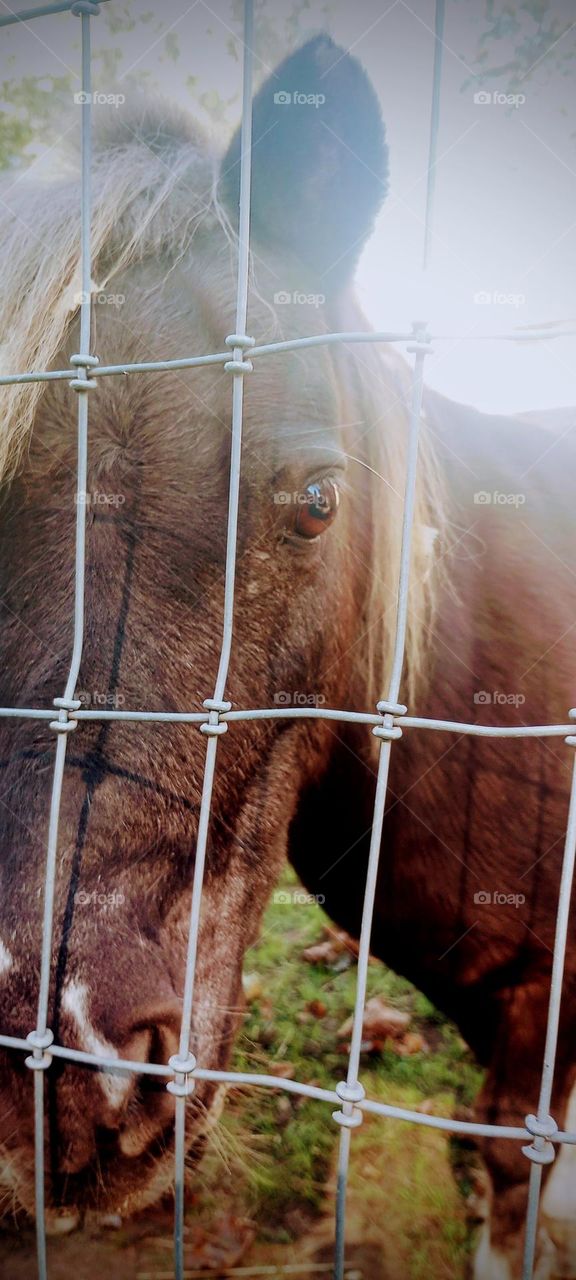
[422,0,445,270]
[0,0,111,27]
[521,750,576,1279]
[0,2,575,1279]
[21,10,96,1280]
[2,328,576,392]
[170,1,256,1275]
[2,705,576,736]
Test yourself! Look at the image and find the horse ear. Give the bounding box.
[219,36,388,288]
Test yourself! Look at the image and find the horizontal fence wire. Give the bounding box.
[0,2,575,1280]
[1,706,576,736]
[2,326,576,389]
[0,0,110,26]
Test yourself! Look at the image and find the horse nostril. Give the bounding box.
[117,1011,181,1159]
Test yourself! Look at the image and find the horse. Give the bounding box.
[0,33,574,1280]
[291,380,576,1278]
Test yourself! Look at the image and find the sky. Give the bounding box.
[1,0,575,414]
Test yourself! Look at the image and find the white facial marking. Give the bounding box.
[62,980,131,1108]
[475,1174,557,1280]
[473,1223,513,1280]
[543,1083,576,1221]
[541,1081,576,1273]
[0,941,13,976]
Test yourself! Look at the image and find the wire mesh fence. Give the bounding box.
[0,2,575,1279]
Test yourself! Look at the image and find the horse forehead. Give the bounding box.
[246,355,344,459]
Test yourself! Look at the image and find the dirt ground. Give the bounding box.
[0,1112,472,1280]
[0,1232,390,1280]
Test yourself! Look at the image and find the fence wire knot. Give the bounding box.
[71,2,102,14]
[565,707,576,746]
[201,698,232,736]
[50,696,82,734]
[373,699,406,742]
[406,321,434,356]
[224,333,255,374]
[332,1080,365,1130]
[167,1053,197,1098]
[69,352,99,392]
[522,1113,558,1165]
[25,1029,54,1071]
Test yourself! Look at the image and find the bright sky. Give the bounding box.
[2,0,575,414]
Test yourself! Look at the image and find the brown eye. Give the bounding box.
[295,478,340,540]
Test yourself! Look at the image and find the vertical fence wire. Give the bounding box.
[23,11,95,1280]
[170,4,255,1277]
[521,748,576,1278]
[422,0,445,271]
[332,327,432,1280]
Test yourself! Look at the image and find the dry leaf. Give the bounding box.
[241,971,262,1002]
[270,1061,295,1079]
[301,940,341,964]
[338,996,411,1042]
[306,999,327,1018]
[183,1215,255,1269]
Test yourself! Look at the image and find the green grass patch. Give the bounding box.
[198,865,482,1274]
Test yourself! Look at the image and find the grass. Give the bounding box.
[196,865,484,1276]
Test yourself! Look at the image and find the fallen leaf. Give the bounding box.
[301,940,341,964]
[276,1096,292,1126]
[183,1215,255,1269]
[241,972,262,1002]
[301,928,360,967]
[270,1061,295,1079]
[323,925,361,956]
[306,999,327,1018]
[338,996,411,1042]
[400,1031,429,1055]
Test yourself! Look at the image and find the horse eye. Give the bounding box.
[294,478,340,540]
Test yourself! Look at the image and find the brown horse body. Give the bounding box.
[291,390,576,1277]
[0,35,574,1280]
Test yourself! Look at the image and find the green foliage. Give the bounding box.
[104,3,137,36]
[462,0,576,95]
[210,866,481,1243]
[0,0,334,170]
[0,74,73,170]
